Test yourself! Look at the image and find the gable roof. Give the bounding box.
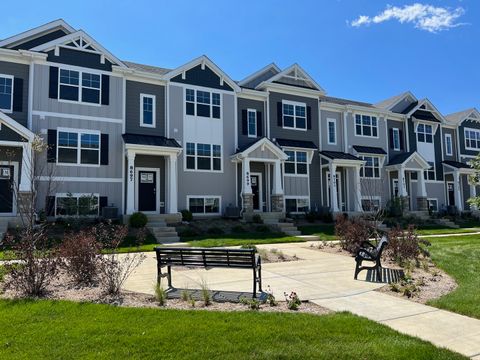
[30,30,126,67]
[405,98,446,123]
[443,160,472,170]
[256,63,325,93]
[445,108,480,125]
[123,61,171,76]
[275,138,317,149]
[0,111,35,141]
[320,151,362,161]
[0,19,75,49]
[232,137,288,160]
[387,151,430,169]
[164,55,240,92]
[122,133,181,148]
[238,63,281,89]
[375,91,417,111]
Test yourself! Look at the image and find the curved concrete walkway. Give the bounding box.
[123,242,480,359]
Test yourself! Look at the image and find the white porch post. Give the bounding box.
[399,166,408,197]
[167,154,178,213]
[329,163,339,212]
[418,170,427,197]
[273,160,283,195]
[19,142,32,192]
[242,158,252,194]
[453,171,463,211]
[354,165,362,212]
[126,151,136,215]
[470,183,477,210]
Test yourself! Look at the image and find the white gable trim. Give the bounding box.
[382,91,417,111]
[257,63,325,94]
[0,19,75,49]
[238,63,281,87]
[386,151,430,171]
[231,138,288,161]
[30,30,126,67]
[0,111,35,141]
[406,98,446,123]
[164,55,240,92]
[459,108,480,125]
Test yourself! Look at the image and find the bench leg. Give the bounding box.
[167,265,172,288]
[253,269,257,298]
[376,266,382,282]
[258,266,262,293]
[354,260,361,280]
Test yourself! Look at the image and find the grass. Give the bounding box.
[426,234,480,319]
[187,232,303,248]
[297,224,337,240]
[416,224,480,236]
[0,299,464,359]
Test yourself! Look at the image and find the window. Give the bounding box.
[427,198,438,212]
[445,133,453,156]
[55,193,99,217]
[361,197,381,212]
[392,128,400,151]
[417,123,433,143]
[284,150,308,175]
[424,162,435,181]
[327,118,336,145]
[355,114,378,137]
[57,130,100,165]
[247,109,257,137]
[185,142,222,171]
[360,156,380,178]
[185,88,220,118]
[140,94,155,127]
[188,196,220,215]
[59,69,102,104]
[0,74,13,112]
[282,101,306,130]
[465,128,480,150]
[285,198,310,213]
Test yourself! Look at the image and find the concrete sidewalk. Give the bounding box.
[123,242,480,359]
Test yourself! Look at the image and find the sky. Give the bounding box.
[1,0,479,115]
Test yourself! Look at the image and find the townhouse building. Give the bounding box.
[0,19,478,225]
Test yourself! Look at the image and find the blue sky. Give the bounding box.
[2,0,478,114]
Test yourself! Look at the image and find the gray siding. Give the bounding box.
[0,60,29,127]
[347,114,388,151]
[442,127,457,161]
[237,97,265,149]
[458,120,480,157]
[125,80,165,136]
[386,119,406,161]
[284,176,309,196]
[320,110,343,152]
[46,47,113,72]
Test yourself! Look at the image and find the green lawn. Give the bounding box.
[416,225,480,236]
[426,234,480,319]
[0,299,464,359]
[187,232,303,247]
[297,224,337,240]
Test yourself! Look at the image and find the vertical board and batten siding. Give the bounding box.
[320,109,343,152]
[442,127,457,161]
[458,120,480,158]
[284,176,309,197]
[46,47,113,72]
[0,60,29,127]
[168,84,237,211]
[236,97,265,149]
[425,182,447,209]
[170,64,234,91]
[386,119,406,161]
[268,91,320,207]
[125,80,166,136]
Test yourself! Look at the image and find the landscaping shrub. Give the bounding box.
[231,225,246,233]
[154,283,167,306]
[129,212,148,228]
[335,214,374,254]
[386,225,431,266]
[180,209,193,222]
[305,211,317,223]
[240,297,261,310]
[252,214,263,224]
[207,227,224,235]
[178,228,200,238]
[266,286,277,307]
[284,291,301,310]
[255,225,271,233]
[321,211,334,223]
[200,280,211,306]
[59,230,102,286]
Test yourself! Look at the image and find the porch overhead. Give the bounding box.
[443,160,474,174]
[352,145,387,155]
[385,151,430,171]
[320,151,364,166]
[122,133,182,155]
[231,137,288,162]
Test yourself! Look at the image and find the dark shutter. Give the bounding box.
[12,78,23,112]
[99,196,108,215]
[277,102,283,126]
[49,66,59,99]
[389,129,394,149]
[241,109,248,135]
[306,106,312,129]
[399,130,404,150]
[47,129,57,163]
[101,74,110,105]
[256,111,263,137]
[45,196,55,217]
[100,134,109,165]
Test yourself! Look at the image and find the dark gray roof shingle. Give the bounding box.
[443,160,472,169]
[319,95,375,108]
[352,145,387,155]
[412,109,440,122]
[122,133,181,148]
[320,151,362,161]
[275,138,317,149]
[123,61,171,76]
[388,151,414,165]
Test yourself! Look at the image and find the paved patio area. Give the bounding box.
[123,242,480,359]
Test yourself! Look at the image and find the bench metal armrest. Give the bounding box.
[356,248,377,260]
[361,240,377,250]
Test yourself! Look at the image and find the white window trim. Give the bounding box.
[392,128,400,151]
[140,93,156,128]
[55,192,100,217]
[56,127,101,167]
[359,155,381,179]
[247,108,257,138]
[184,142,223,173]
[424,162,436,181]
[185,88,222,120]
[0,73,14,113]
[444,133,453,156]
[58,68,103,107]
[327,118,336,145]
[354,113,379,138]
[464,127,480,151]
[284,149,309,177]
[427,198,438,212]
[187,195,222,216]
[361,196,381,212]
[415,122,434,144]
[282,99,307,131]
[284,196,310,214]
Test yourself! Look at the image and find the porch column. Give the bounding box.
[329,163,339,212]
[453,171,463,211]
[167,154,178,214]
[354,165,362,212]
[399,166,408,197]
[126,151,136,215]
[470,184,477,210]
[271,160,284,212]
[417,170,428,211]
[241,158,253,215]
[19,142,32,192]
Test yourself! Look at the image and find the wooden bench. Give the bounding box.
[154,247,263,298]
[354,236,389,282]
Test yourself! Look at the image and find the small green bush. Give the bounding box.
[305,211,317,223]
[129,212,148,228]
[231,225,246,233]
[200,280,211,306]
[252,214,263,224]
[255,225,271,233]
[207,227,224,235]
[180,210,193,222]
[179,228,200,238]
[154,283,167,306]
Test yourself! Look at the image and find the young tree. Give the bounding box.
[467,154,480,209]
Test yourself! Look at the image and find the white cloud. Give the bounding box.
[350,3,466,33]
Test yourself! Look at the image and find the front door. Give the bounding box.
[251,174,261,211]
[138,171,157,212]
[447,182,455,206]
[0,166,14,214]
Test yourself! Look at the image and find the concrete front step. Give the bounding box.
[155,236,181,243]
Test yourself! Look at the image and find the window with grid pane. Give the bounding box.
[417,123,433,143]
[360,156,380,178]
[285,150,307,175]
[355,114,378,137]
[282,101,306,130]
[0,75,13,112]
